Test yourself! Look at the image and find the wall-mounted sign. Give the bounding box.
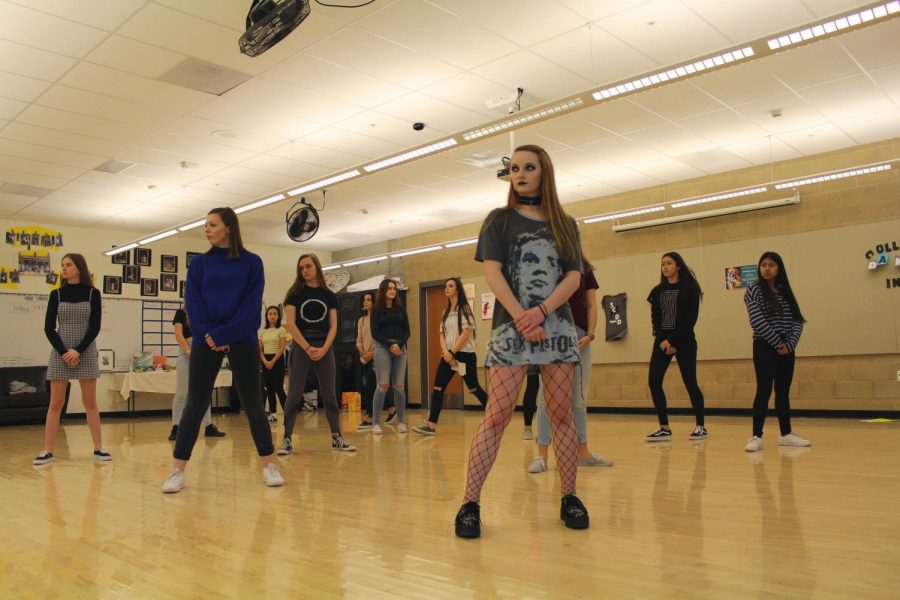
[725,265,759,289]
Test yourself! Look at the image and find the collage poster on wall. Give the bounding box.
[725,265,759,289]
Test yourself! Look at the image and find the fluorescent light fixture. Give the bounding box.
[342,255,387,267]
[462,98,584,141]
[139,229,178,245]
[178,219,206,232]
[670,186,768,209]
[613,195,799,232]
[592,47,754,101]
[774,163,892,189]
[322,264,343,271]
[767,2,899,50]
[582,205,665,224]
[444,238,478,248]
[288,170,360,197]
[390,245,442,258]
[364,139,458,173]
[234,194,285,214]
[104,243,139,256]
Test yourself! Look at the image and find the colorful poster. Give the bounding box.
[480,292,495,320]
[725,265,759,289]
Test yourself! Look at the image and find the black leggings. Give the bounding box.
[751,339,795,437]
[427,351,487,423]
[648,340,705,426]
[261,354,286,413]
[174,341,274,460]
[521,371,539,427]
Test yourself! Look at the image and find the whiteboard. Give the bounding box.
[0,292,142,370]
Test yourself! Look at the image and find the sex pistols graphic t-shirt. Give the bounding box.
[285,285,337,343]
[475,208,582,366]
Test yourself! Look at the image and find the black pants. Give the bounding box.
[521,371,539,427]
[360,359,376,418]
[427,351,487,423]
[751,339,795,437]
[174,341,274,460]
[648,340,705,426]
[261,354,287,413]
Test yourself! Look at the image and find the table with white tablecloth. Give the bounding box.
[116,370,233,413]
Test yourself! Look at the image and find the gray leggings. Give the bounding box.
[283,345,341,437]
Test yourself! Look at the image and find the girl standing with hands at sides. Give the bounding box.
[455,144,589,539]
[161,207,283,493]
[355,292,376,430]
[259,306,289,424]
[644,252,707,442]
[370,278,410,434]
[413,277,488,436]
[169,307,226,440]
[34,253,110,465]
[278,254,356,454]
[744,252,809,452]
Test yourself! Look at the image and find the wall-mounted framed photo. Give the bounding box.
[160,273,177,292]
[141,278,158,297]
[98,349,115,372]
[45,272,58,285]
[123,265,140,283]
[161,255,178,273]
[135,247,151,267]
[103,275,122,295]
[186,251,201,268]
[111,250,130,265]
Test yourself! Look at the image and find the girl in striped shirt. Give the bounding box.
[743,252,809,452]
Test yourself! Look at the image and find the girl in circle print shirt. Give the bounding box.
[279,253,356,454]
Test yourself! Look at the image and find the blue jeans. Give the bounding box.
[535,327,589,445]
[372,343,407,425]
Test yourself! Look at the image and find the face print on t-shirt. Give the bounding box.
[510,230,560,308]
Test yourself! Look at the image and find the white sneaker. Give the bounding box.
[161,469,185,493]
[527,456,547,473]
[744,436,763,452]
[396,422,408,433]
[778,433,811,447]
[522,429,533,440]
[263,463,284,487]
[578,453,614,467]
[372,425,383,435]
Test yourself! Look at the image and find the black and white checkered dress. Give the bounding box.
[47,287,99,380]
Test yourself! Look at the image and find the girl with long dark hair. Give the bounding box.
[279,253,356,454]
[370,278,410,434]
[161,207,283,492]
[259,305,289,423]
[455,144,589,538]
[355,292,395,428]
[744,251,809,452]
[413,277,488,436]
[34,253,110,464]
[644,252,707,442]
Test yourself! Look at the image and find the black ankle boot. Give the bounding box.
[560,494,590,529]
[455,501,481,538]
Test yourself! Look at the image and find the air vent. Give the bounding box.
[94,159,135,174]
[0,182,55,197]
[159,58,253,96]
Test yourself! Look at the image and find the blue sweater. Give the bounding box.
[185,246,264,346]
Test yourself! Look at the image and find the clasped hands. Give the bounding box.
[514,305,547,342]
[204,334,230,353]
[62,349,80,367]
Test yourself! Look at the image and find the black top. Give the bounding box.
[173,308,192,340]
[285,285,337,342]
[647,281,699,348]
[371,306,410,348]
[44,283,102,355]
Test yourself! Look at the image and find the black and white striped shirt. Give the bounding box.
[744,283,803,352]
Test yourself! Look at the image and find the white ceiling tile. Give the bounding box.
[0,139,103,169]
[37,85,174,127]
[838,19,900,72]
[775,123,856,155]
[471,50,595,102]
[16,105,154,143]
[0,167,68,190]
[0,39,77,81]
[552,147,621,177]
[870,65,900,105]
[164,115,287,153]
[801,0,865,17]
[430,0,585,47]
[139,132,257,165]
[223,78,364,125]
[241,154,331,181]
[268,141,367,170]
[189,176,270,199]
[8,0,144,31]
[797,75,895,122]
[0,154,84,180]
[206,165,299,191]
[60,62,211,111]
[679,0,814,42]
[299,125,405,161]
[761,39,862,91]
[1,122,127,157]
[836,109,900,145]
[189,97,325,139]
[338,111,450,146]
[589,167,664,190]
[733,92,827,135]
[0,2,107,58]
[675,148,752,173]
[578,100,665,134]
[85,35,186,79]
[630,158,706,182]
[577,135,670,166]
[374,93,491,136]
[518,117,615,148]
[723,137,802,164]
[678,109,770,146]
[631,82,725,121]
[0,97,26,120]
[626,124,717,157]
[119,164,207,187]
[692,62,792,106]
[116,147,228,176]
[0,72,51,103]
[357,0,518,70]
[420,72,512,118]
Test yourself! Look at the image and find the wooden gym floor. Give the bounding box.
[0,410,897,599]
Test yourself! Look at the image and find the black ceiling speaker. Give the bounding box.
[286,197,321,243]
[239,0,310,57]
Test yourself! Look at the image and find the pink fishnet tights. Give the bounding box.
[464,363,578,501]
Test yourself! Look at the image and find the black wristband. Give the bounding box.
[538,303,549,318]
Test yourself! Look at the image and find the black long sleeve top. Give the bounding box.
[44,283,102,355]
[370,306,410,348]
[647,281,699,348]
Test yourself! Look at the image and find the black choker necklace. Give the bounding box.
[518,196,541,206]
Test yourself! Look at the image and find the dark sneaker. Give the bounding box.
[688,426,708,441]
[205,424,226,438]
[560,494,589,529]
[385,411,397,424]
[331,436,357,452]
[33,451,54,465]
[455,501,481,538]
[168,425,178,441]
[356,421,373,431]
[277,438,292,456]
[412,422,436,436]
[645,428,672,442]
[93,449,113,461]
